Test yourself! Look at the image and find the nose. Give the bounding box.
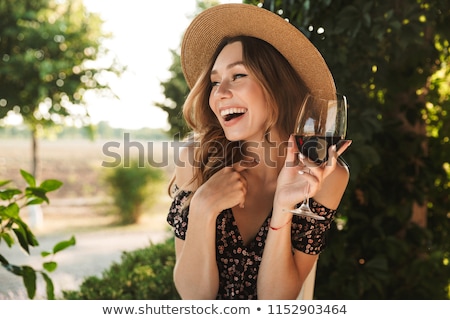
[213,81,232,99]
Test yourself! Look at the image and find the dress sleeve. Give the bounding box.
[166,188,192,240]
[291,199,337,255]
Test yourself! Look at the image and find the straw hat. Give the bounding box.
[181,3,335,98]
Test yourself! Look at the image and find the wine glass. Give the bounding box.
[290,92,348,220]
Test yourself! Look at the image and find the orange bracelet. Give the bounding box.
[269,220,291,231]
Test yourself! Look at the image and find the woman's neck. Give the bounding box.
[240,131,287,182]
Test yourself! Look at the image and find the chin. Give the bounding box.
[224,132,264,143]
[224,133,242,142]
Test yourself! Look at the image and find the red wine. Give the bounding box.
[294,135,343,164]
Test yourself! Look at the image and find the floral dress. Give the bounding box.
[167,188,336,300]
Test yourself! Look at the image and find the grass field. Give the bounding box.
[0,137,175,234]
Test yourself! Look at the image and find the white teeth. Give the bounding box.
[220,108,247,118]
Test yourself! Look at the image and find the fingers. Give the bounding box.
[231,156,257,207]
[238,171,248,208]
[284,134,301,168]
[336,139,352,157]
[222,165,248,208]
[324,139,352,168]
[232,156,259,172]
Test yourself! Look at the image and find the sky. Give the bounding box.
[83,0,242,130]
[82,0,197,130]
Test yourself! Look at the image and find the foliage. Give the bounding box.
[62,237,179,300]
[0,0,124,176]
[0,170,76,299]
[154,49,190,139]
[103,160,165,225]
[252,0,450,299]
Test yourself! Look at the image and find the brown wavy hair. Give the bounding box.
[169,35,308,196]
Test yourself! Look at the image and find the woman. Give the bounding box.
[167,3,351,300]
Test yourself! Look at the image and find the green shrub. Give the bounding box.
[62,236,180,300]
[103,159,164,224]
[0,169,75,299]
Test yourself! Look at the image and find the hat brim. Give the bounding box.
[181,3,335,98]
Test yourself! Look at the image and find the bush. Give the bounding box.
[62,237,180,300]
[103,159,165,224]
[0,169,75,299]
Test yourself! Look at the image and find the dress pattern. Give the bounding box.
[167,188,336,300]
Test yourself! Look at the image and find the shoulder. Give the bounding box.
[328,158,350,188]
[173,143,198,191]
[334,159,350,184]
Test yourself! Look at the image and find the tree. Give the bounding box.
[154,49,190,139]
[252,0,450,298]
[0,0,123,177]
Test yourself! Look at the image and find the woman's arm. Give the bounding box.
[257,207,318,299]
[171,146,219,299]
[173,212,220,299]
[257,138,350,299]
[172,146,248,299]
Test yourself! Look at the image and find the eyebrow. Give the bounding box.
[210,61,245,76]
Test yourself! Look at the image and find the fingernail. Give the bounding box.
[298,170,305,175]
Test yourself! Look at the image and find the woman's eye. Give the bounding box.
[233,74,247,80]
[210,73,247,87]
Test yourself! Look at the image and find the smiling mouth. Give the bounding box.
[220,108,247,122]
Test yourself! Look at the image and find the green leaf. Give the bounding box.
[40,179,63,192]
[52,235,76,254]
[0,232,14,247]
[22,266,37,299]
[41,251,51,257]
[363,12,371,28]
[16,218,39,245]
[0,254,9,266]
[0,188,21,200]
[26,198,45,206]
[41,272,55,300]
[20,169,36,187]
[336,5,360,33]
[43,261,57,272]
[365,256,389,273]
[1,261,23,276]
[0,180,11,187]
[13,227,30,254]
[14,218,39,249]
[1,203,20,219]
[25,187,49,203]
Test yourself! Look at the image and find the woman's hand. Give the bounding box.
[190,163,248,216]
[274,135,351,210]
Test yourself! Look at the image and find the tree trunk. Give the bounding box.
[31,127,38,178]
[29,127,43,229]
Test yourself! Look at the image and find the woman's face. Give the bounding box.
[209,41,269,142]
